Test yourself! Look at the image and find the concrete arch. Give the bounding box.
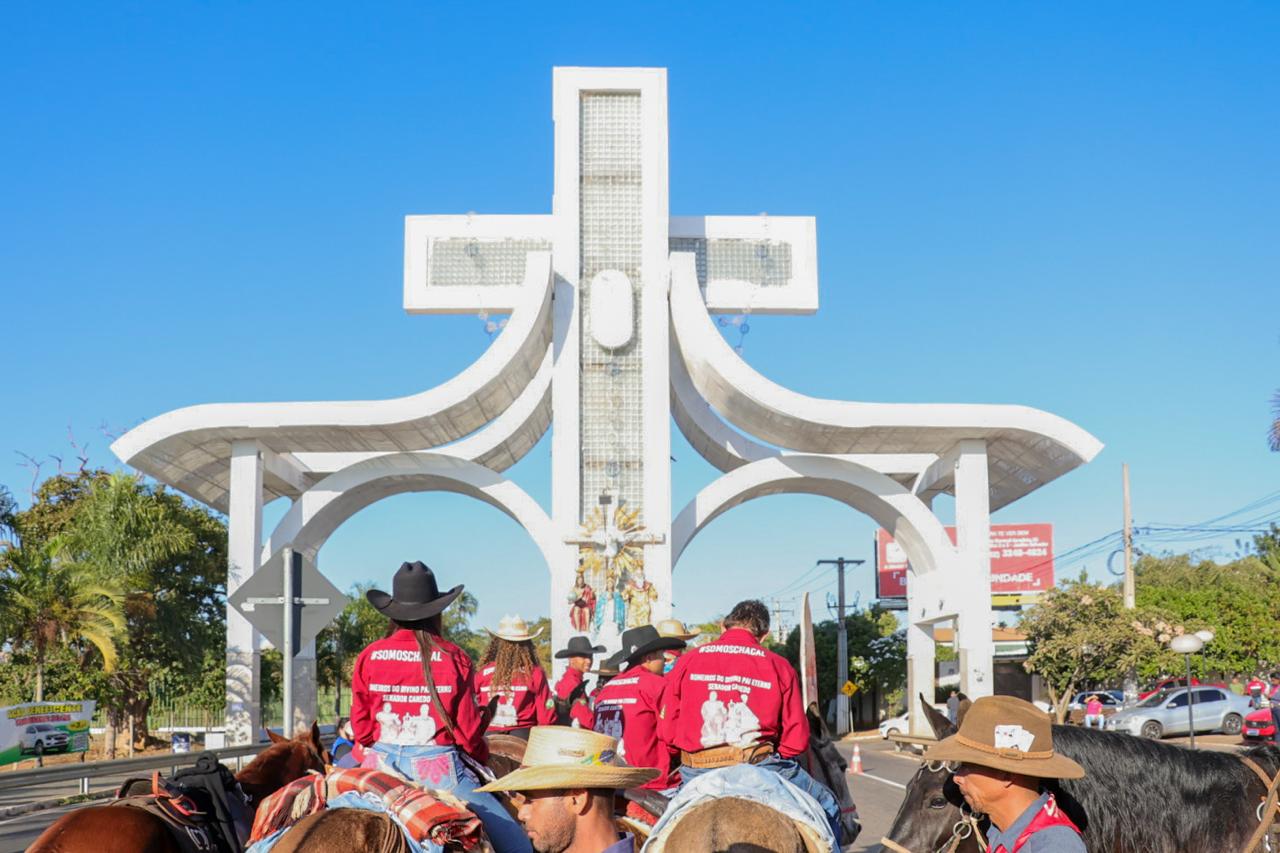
[259,452,560,579]
[671,455,959,583]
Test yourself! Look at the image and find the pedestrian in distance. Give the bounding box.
[1270,672,1280,745]
[350,560,533,853]
[947,689,961,725]
[930,695,1087,853]
[1083,695,1104,729]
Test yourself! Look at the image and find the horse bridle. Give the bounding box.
[1239,756,1280,853]
[880,761,989,853]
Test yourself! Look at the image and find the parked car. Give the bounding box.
[879,705,947,739]
[1065,690,1124,725]
[19,723,69,755]
[1243,708,1277,742]
[1108,686,1251,739]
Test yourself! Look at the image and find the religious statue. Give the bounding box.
[621,565,657,629]
[594,571,625,639]
[568,566,596,632]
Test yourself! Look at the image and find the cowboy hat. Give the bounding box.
[656,618,701,641]
[929,695,1084,779]
[475,726,659,793]
[555,635,607,660]
[486,614,544,642]
[589,649,625,676]
[366,561,463,622]
[619,625,686,668]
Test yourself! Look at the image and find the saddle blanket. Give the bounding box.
[247,767,483,852]
[641,763,835,852]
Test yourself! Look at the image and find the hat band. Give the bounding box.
[954,733,1055,761]
[516,748,618,772]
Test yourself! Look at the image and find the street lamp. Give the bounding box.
[1170,633,1205,748]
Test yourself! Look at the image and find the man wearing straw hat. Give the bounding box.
[554,635,606,729]
[927,695,1085,853]
[477,726,657,853]
[655,618,699,674]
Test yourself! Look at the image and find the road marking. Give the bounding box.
[851,770,906,790]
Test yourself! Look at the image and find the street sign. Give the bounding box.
[841,681,859,697]
[228,550,348,653]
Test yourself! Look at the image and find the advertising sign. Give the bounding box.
[875,524,1054,599]
[0,700,96,766]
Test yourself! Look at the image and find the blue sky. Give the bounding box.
[3,3,1277,633]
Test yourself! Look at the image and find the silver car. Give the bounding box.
[1107,686,1251,739]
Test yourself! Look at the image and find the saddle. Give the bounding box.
[114,753,250,853]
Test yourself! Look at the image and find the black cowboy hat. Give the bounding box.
[366,561,463,621]
[620,625,686,667]
[589,649,626,676]
[555,635,607,660]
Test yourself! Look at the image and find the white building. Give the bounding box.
[113,67,1101,741]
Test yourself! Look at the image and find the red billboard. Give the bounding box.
[875,523,1054,599]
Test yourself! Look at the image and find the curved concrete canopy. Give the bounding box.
[671,456,960,585]
[112,252,555,512]
[259,452,559,581]
[669,252,1104,510]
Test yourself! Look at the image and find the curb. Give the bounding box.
[0,789,113,819]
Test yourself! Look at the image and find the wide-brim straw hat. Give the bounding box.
[485,614,543,642]
[929,695,1084,779]
[656,618,701,641]
[366,561,463,622]
[476,726,659,793]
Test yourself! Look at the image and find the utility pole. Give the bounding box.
[770,598,794,644]
[818,557,864,735]
[1122,463,1134,609]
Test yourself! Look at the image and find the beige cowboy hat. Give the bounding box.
[656,618,701,641]
[475,726,659,793]
[930,695,1084,779]
[486,614,543,642]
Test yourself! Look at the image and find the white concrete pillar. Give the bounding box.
[907,620,936,736]
[954,439,995,700]
[227,441,263,744]
[291,638,318,732]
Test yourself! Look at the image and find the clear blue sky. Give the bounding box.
[3,3,1277,633]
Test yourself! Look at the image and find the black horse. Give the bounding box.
[883,699,1280,853]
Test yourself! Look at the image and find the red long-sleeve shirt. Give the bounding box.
[350,630,489,763]
[475,664,556,731]
[658,627,810,758]
[554,666,596,729]
[593,665,677,790]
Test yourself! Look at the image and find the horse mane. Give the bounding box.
[1051,726,1280,852]
[235,733,325,804]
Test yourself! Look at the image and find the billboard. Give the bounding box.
[875,523,1054,599]
[0,701,96,766]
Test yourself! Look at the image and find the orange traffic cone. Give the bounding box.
[850,743,864,774]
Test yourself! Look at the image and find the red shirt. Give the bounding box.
[476,664,556,731]
[593,665,677,790]
[554,666,596,729]
[993,793,1081,853]
[659,627,809,758]
[351,630,489,763]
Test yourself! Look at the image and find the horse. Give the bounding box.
[27,723,329,853]
[882,698,1280,853]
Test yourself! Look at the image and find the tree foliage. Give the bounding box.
[782,606,905,715]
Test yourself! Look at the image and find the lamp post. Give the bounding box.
[1170,633,1204,748]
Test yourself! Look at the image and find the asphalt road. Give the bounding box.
[835,736,918,853]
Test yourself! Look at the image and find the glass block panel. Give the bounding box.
[669,237,793,288]
[428,238,551,287]
[579,92,645,522]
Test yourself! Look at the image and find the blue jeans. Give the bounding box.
[681,756,842,846]
[1271,706,1280,744]
[371,743,532,853]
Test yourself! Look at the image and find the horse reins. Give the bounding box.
[880,761,989,853]
[1239,756,1280,853]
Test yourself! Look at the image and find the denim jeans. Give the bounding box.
[1084,714,1103,729]
[680,756,842,846]
[370,742,532,853]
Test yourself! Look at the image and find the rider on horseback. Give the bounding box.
[477,614,558,738]
[658,598,844,845]
[553,635,606,729]
[350,561,533,853]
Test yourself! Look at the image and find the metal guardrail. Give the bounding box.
[0,743,269,796]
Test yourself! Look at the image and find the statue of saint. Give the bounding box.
[568,567,596,632]
[594,572,625,639]
[621,565,657,629]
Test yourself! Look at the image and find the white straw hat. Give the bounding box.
[475,726,659,793]
[486,614,544,642]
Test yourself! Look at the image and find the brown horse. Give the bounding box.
[27,723,328,853]
[645,797,819,853]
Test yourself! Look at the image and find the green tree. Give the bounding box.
[1020,580,1161,722]
[0,541,125,700]
[783,606,904,718]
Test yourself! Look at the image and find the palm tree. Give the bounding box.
[0,542,125,701]
[1271,390,1280,451]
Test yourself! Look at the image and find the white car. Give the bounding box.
[879,705,947,738]
[19,723,69,755]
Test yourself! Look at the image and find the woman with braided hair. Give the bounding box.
[350,561,532,853]
[476,614,557,739]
